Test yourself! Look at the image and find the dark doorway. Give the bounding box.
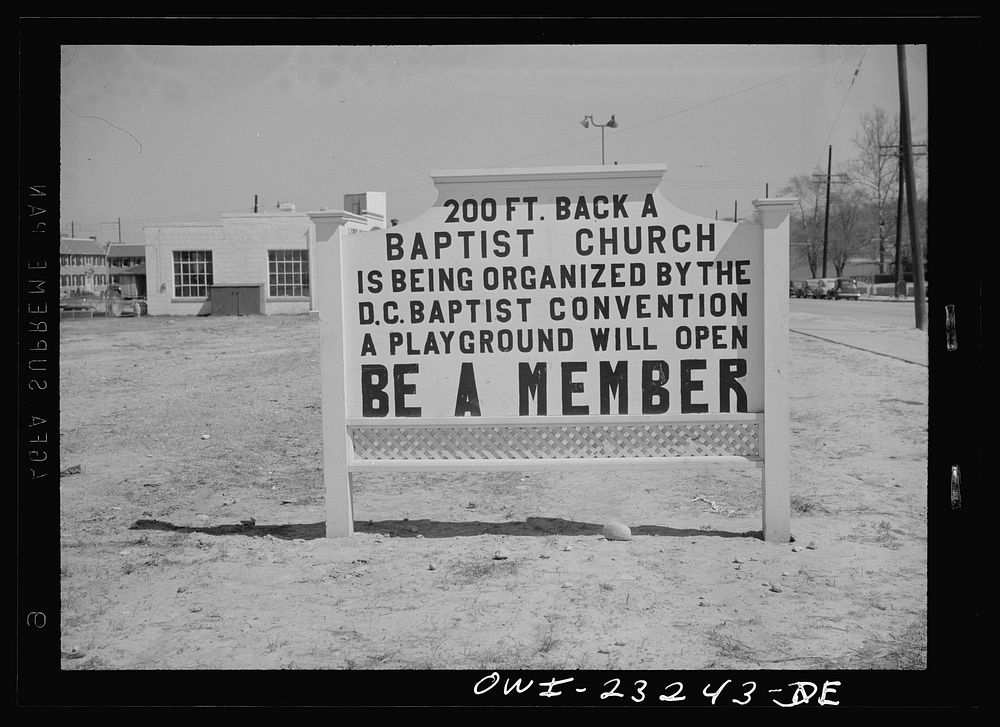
[209,285,262,316]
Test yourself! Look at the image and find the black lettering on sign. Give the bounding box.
[599,361,628,415]
[386,232,404,260]
[642,360,669,414]
[394,363,421,417]
[719,358,749,413]
[735,260,751,284]
[613,194,628,217]
[434,231,452,258]
[360,333,377,356]
[411,233,428,259]
[680,359,708,413]
[505,197,519,221]
[443,198,499,224]
[361,365,389,417]
[493,229,510,257]
[593,195,609,219]
[518,362,547,416]
[561,362,588,415]
[454,362,482,417]
[697,223,716,253]
[641,193,658,218]
[673,224,691,253]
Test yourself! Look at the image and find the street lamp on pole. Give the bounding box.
[580,114,618,165]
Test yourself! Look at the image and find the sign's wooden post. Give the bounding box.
[754,197,795,543]
[310,211,355,537]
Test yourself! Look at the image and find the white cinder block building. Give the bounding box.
[143,193,386,316]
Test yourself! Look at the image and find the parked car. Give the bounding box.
[830,278,860,300]
[797,280,814,298]
[811,278,838,299]
[789,281,798,297]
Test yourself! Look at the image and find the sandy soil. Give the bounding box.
[58,313,927,673]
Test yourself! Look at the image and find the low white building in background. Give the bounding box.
[143,192,386,316]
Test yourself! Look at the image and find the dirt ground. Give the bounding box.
[58,313,928,675]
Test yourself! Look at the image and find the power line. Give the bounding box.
[62,207,251,235]
[506,48,871,170]
[116,208,249,224]
[813,48,867,172]
[673,161,817,169]
[662,178,779,189]
[387,47,869,199]
[70,49,882,229]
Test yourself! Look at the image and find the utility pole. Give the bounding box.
[813,146,849,278]
[821,146,832,277]
[100,219,124,246]
[880,141,926,298]
[254,194,258,214]
[897,44,927,331]
[106,240,113,315]
[894,149,905,298]
[71,221,75,237]
[734,200,738,222]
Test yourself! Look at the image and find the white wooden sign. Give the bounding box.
[311,165,794,541]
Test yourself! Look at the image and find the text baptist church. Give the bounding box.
[141,193,387,316]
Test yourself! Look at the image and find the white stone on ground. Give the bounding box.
[602,522,632,541]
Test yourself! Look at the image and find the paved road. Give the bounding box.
[792,297,926,328]
[790,298,929,367]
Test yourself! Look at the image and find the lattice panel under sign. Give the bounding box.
[349,422,759,461]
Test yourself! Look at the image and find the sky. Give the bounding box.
[59,44,928,245]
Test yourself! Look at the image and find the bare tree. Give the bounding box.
[828,187,870,277]
[781,173,826,277]
[848,107,899,274]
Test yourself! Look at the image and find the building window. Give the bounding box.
[173,250,213,298]
[268,249,309,298]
